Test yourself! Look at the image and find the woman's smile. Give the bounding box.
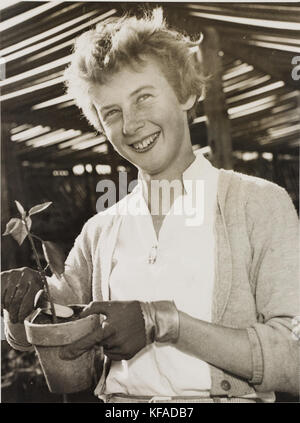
[129,131,160,153]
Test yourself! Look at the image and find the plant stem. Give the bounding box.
[24,221,58,323]
[30,233,44,243]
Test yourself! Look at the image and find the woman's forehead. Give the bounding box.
[111,57,167,84]
[90,59,172,102]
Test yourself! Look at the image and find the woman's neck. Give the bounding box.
[141,149,196,185]
[140,149,196,214]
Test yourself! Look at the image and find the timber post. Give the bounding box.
[201,27,233,170]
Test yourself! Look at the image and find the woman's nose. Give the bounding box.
[122,109,144,136]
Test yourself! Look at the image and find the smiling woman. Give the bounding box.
[64,8,205,133]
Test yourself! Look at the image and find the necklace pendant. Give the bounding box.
[148,245,158,264]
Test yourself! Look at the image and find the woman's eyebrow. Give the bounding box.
[129,85,155,98]
[96,102,118,114]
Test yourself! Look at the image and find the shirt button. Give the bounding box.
[221,380,231,391]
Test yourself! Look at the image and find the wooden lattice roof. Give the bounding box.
[1,1,300,166]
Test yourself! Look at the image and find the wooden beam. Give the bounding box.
[220,33,299,59]
[3,80,66,105]
[8,52,66,81]
[224,73,277,97]
[233,137,299,154]
[1,2,37,22]
[1,2,83,45]
[1,78,66,108]
[217,27,300,49]
[0,1,65,33]
[4,8,117,76]
[234,131,300,151]
[223,70,267,94]
[1,56,71,92]
[3,107,93,133]
[229,95,299,126]
[41,148,113,167]
[19,143,106,164]
[201,27,233,169]
[220,40,299,89]
[179,17,300,58]
[226,85,287,110]
[1,7,99,59]
[232,108,300,136]
[16,133,103,161]
[179,3,300,24]
[187,10,300,36]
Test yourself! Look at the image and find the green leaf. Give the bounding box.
[42,241,65,279]
[2,218,28,245]
[29,202,52,216]
[15,200,26,218]
[25,216,32,232]
[3,218,22,236]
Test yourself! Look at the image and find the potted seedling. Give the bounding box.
[3,201,102,394]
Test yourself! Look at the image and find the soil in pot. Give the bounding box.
[33,305,83,325]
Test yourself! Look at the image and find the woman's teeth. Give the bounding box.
[131,132,159,151]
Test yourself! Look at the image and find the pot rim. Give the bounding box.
[24,308,101,346]
[24,304,90,328]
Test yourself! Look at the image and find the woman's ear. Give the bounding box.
[181,94,197,112]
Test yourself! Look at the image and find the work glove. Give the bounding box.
[60,300,179,361]
[1,267,43,323]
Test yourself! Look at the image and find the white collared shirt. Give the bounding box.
[105,151,219,396]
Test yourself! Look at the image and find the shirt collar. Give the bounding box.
[182,150,216,196]
[136,149,217,200]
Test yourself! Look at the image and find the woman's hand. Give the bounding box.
[61,301,147,361]
[1,267,43,323]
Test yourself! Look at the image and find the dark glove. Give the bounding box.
[61,300,179,361]
[61,301,146,361]
[1,267,43,323]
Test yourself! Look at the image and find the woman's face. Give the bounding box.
[90,58,195,177]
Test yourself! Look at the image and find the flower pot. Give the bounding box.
[24,308,101,394]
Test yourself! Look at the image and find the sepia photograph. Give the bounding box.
[1,1,299,405]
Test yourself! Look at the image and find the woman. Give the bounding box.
[2,10,299,403]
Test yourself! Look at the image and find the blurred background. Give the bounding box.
[1,1,299,403]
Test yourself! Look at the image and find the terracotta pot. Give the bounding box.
[24,308,100,394]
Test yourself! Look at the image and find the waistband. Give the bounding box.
[103,393,260,403]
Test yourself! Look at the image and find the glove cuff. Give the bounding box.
[139,301,179,344]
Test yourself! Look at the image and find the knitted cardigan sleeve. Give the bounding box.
[48,219,94,306]
[245,182,299,394]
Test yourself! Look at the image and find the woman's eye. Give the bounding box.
[138,94,151,103]
[105,109,119,119]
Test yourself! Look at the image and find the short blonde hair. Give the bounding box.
[65,8,205,131]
